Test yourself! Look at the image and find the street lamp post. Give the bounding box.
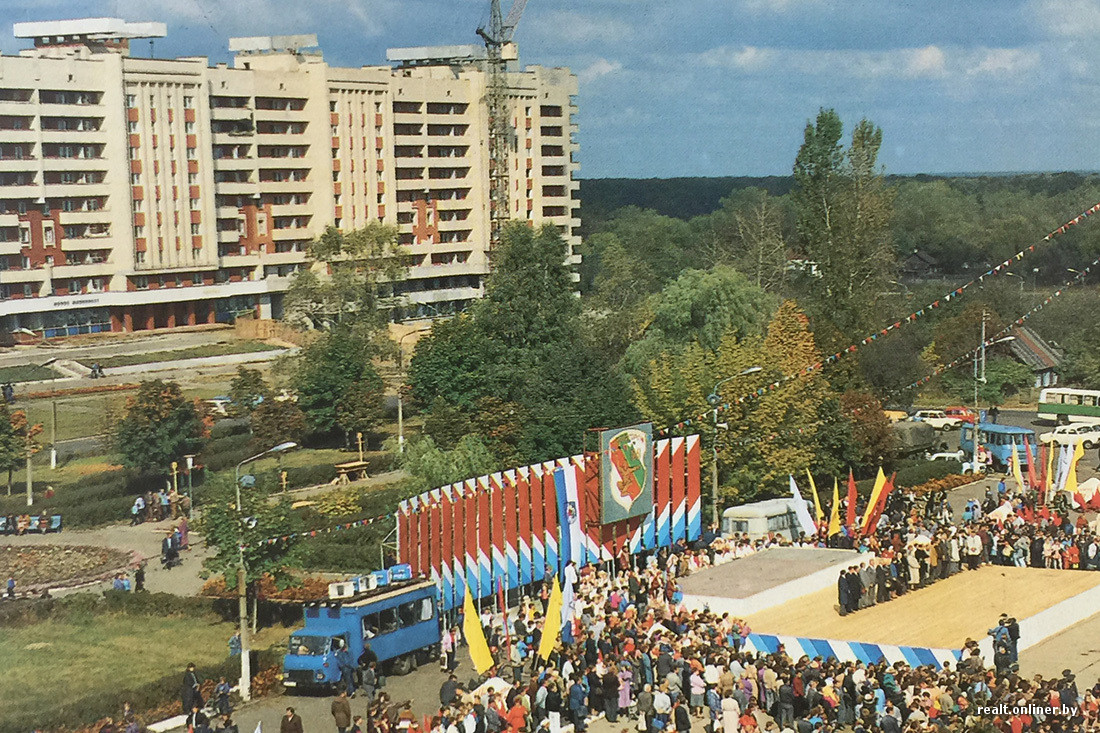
[705,366,763,527]
[233,440,297,701]
[184,454,195,519]
[971,309,1015,470]
[396,327,431,454]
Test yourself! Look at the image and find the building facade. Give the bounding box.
[0,20,580,338]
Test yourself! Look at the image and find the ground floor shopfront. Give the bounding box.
[0,282,284,341]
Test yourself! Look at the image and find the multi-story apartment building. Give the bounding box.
[0,19,580,338]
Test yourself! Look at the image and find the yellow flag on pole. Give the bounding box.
[861,468,887,531]
[1045,440,1056,494]
[1064,440,1086,496]
[462,588,495,674]
[537,576,563,661]
[806,469,824,525]
[827,478,841,537]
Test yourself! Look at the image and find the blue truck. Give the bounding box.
[959,422,1036,471]
[282,576,441,692]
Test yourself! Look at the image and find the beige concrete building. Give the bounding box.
[0,20,579,338]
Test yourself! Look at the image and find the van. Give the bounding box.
[721,498,813,542]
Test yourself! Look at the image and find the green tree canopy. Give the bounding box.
[620,266,776,380]
[113,380,207,474]
[285,223,406,350]
[228,367,271,418]
[199,472,302,588]
[792,109,896,337]
[408,222,639,462]
[290,328,386,443]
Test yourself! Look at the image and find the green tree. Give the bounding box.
[700,189,791,291]
[291,328,386,442]
[0,405,23,495]
[200,472,302,590]
[228,367,270,418]
[114,380,206,474]
[792,109,896,336]
[1062,323,1100,386]
[285,223,406,347]
[409,223,639,461]
[393,434,502,490]
[250,399,307,452]
[620,266,776,380]
[940,356,1032,405]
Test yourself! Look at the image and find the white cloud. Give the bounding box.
[115,0,400,39]
[1031,0,1100,38]
[578,58,623,83]
[697,44,1038,81]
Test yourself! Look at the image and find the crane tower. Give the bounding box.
[477,0,528,250]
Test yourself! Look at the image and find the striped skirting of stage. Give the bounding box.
[744,632,963,669]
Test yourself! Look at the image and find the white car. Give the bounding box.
[1039,423,1100,448]
[910,410,963,431]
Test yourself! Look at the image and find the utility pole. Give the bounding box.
[49,400,57,470]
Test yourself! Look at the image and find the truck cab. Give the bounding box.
[282,572,441,692]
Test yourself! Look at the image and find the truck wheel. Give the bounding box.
[390,654,413,676]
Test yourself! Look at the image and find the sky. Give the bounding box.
[2,0,1100,178]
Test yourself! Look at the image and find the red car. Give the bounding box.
[944,406,978,424]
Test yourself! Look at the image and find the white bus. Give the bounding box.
[1038,387,1100,425]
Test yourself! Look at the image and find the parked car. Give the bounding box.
[1039,423,1100,448]
[943,406,978,424]
[910,409,963,431]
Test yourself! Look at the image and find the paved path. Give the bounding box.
[2,518,209,596]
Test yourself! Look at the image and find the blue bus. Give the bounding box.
[282,578,441,692]
[959,422,1036,470]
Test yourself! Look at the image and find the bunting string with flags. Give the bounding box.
[893,256,1100,395]
[657,200,1100,436]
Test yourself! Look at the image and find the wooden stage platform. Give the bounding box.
[744,566,1100,650]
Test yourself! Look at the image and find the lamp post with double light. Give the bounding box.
[705,366,763,527]
[233,440,297,701]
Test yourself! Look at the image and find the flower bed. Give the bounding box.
[0,545,139,591]
[904,473,981,496]
[200,572,331,602]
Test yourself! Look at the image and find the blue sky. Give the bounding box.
[3,0,1099,178]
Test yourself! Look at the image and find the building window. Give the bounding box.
[190,198,199,209]
[191,223,200,235]
[131,173,141,185]
[133,225,144,238]
[186,148,196,160]
[126,94,137,108]
[134,276,148,289]
[188,173,198,184]
[135,251,145,264]
[185,121,195,133]
[129,147,139,160]
[128,121,138,133]
[69,280,81,293]
[183,96,194,109]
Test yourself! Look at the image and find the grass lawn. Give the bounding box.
[80,340,282,369]
[0,614,287,723]
[21,392,132,443]
[0,364,63,383]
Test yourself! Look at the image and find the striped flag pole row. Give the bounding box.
[397,435,702,612]
[893,256,1100,394]
[658,199,1100,436]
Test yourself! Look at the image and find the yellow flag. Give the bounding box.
[1065,441,1086,495]
[462,587,495,674]
[827,478,841,537]
[806,469,824,525]
[537,576,563,661]
[1010,440,1025,492]
[861,468,887,530]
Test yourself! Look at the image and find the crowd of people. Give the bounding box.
[88,469,1100,733]
[132,486,191,525]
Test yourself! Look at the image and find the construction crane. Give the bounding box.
[477,0,528,251]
